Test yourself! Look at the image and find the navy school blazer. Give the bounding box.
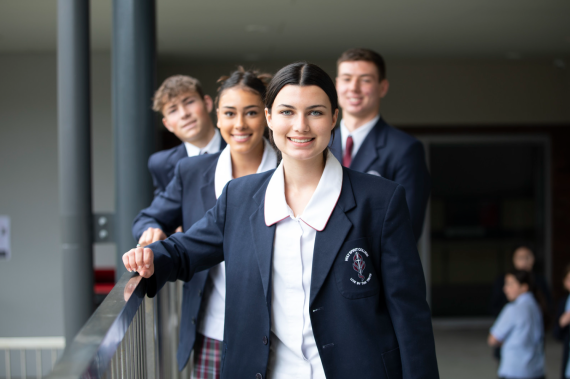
[330,117,431,242]
[147,166,440,379]
[148,138,227,194]
[133,153,222,371]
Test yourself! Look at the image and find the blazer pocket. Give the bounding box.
[333,237,380,299]
[382,347,403,379]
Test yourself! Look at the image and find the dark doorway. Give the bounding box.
[428,141,547,317]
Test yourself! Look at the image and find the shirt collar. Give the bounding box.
[264,150,343,231]
[515,292,533,304]
[340,114,380,153]
[184,128,222,157]
[215,138,278,199]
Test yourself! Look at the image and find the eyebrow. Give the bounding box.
[277,104,327,109]
[340,73,375,78]
[222,105,261,110]
[168,96,193,108]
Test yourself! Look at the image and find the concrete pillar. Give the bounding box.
[57,0,94,344]
[112,0,156,279]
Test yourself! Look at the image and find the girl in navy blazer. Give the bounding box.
[132,68,278,376]
[124,62,439,379]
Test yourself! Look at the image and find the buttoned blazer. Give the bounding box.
[133,152,221,371]
[147,167,440,379]
[554,294,569,379]
[148,139,227,194]
[330,117,431,241]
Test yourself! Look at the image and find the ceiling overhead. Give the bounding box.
[0,0,569,61]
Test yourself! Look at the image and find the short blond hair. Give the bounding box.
[152,75,205,113]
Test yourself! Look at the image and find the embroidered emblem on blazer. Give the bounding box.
[345,248,373,285]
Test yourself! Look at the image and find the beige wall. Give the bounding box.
[0,52,568,339]
[0,53,114,338]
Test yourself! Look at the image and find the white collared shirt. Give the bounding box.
[264,151,343,379]
[184,128,222,157]
[198,138,278,341]
[339,114,380,159]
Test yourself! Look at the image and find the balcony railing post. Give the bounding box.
[145,296,158,379]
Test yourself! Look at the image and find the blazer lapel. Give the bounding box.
[310,169,356,305]
[164,144,188,184]
[349,117,387,172]
[199,157,218,214]
[250,177,275,303]
[329,130,342,163]
[172,144,187,166]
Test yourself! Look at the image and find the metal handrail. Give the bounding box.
[46,272,158,379]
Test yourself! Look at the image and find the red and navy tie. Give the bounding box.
[343,136,353,167]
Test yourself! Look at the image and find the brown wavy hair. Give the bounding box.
[152,75,205,113]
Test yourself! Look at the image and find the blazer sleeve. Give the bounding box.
[145,180,228,297]
[132,162,185,241]
[393,140,431,242]
[380,185,439,379]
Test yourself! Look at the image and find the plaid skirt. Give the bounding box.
[192,333,222,379]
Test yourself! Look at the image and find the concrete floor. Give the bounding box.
[434,326,563,379]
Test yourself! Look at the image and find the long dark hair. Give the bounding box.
[507,269,551,329]
[264,62,338,159]
[215,66,272,108]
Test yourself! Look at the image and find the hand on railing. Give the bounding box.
[123,247,155,278]
[124,275,143,301]
[138,227,167,247]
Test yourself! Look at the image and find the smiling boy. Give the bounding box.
[331,48,431,241]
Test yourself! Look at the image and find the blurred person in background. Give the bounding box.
[488,269,546,379]
[554,264,570,379]
[331,48,431,242]
[490,245,552,361]
[133,68,277,377]
[491,245,552,317]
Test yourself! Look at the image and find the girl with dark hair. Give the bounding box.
[554,264,570,379]
[126,62,439,379]
[490,245,552,318]
[488,269,545,379]
[132,67,277,377]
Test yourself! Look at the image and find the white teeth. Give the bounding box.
[290,138,312,143]
[233,135,250,141]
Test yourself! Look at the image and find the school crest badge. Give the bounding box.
[345,248,373,285]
